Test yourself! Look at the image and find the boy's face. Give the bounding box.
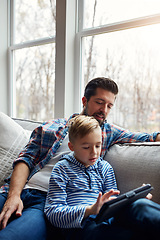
[68,127,102,168]
[82,88,116,125]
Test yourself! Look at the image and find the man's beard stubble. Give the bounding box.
[83,105,105,126]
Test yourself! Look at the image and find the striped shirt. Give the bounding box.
[44,153,117,228]
[0,113,158,193]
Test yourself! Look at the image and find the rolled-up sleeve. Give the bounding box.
[109,124,159,145]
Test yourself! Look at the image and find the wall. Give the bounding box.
[0,0,8,114]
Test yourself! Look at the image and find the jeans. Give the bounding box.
[0,189,48,240]
[62,198,160,240]
[0,192,160,240]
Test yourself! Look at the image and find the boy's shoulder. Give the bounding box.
[54,153,75,170]
[54,158,70,168]
[97,157,113,170]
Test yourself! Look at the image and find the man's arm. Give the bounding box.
[0,162,30,229]
[155,133,160,141]
[108,124,159,147]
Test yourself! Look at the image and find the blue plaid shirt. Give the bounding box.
[0,113,158,193]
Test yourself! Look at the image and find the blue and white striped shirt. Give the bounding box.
[44,152,117,228]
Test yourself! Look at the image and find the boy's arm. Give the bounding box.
[84,161,119,219]
[44,165,86,229]
[84,190,120,219]
[0,162,30,229]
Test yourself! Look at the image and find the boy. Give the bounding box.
[44,115,160,240]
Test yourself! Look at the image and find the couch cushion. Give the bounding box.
[0,112,31,185]
[13,118,41,131]
[104,142,160,204]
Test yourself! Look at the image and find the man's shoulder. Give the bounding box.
[42,118,67,129]
[41,114,79,131]
[103,121,126,133]
[31,118,68,138]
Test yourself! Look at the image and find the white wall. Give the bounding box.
[0,0,8,114]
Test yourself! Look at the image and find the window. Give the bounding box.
[77,0,160,132]
[83,0,160,28]
[15,0,55,43]
[10,0,56,121]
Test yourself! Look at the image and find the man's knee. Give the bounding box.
[131,198,156,212]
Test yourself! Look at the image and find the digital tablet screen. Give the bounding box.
[96,184,153,224]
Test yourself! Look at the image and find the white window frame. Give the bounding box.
[7,0,160,119]
[8,0,77,119]
[75,0,160,113]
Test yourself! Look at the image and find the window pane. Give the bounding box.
[15,44,55,121]
[82,24,160,132]
[15,0,56,43]
[83,0,160,28]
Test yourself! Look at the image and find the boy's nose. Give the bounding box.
[91,146,97,155]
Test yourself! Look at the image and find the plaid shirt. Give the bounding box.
[0,113,158,193]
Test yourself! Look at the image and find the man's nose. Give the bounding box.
[100,104,108,113]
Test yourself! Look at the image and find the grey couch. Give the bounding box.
[0,112,160,205]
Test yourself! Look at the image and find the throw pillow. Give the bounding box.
[0,112,31,186]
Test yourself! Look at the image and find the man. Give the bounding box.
[0,77,159,240]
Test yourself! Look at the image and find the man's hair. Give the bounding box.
[68,115,100,143]
[84,77,118,102]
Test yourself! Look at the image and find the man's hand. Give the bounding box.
[84,189,120,218]
[0,162,30,230]
[0,194,23,230]
[155,133,160,141]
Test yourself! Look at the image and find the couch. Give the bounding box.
[0,112,160,205]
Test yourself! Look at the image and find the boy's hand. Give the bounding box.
[84,189,120,218]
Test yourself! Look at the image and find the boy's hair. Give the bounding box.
[68,115,100,143]
[84,77,118,102]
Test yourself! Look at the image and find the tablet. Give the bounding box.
[96,184,153,224]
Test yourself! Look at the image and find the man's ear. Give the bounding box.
[68,142,74,151]
[82,96,87,107]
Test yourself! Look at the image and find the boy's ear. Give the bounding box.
[68,142,74,151]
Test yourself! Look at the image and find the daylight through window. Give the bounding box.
[80,0,160,132]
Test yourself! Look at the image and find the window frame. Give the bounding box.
[8,0,56,119]
[8,0,77,119]
[76,0,160,113]
[8,0,160,120]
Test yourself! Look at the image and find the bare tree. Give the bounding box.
[84,0,97,86]
[15,0,56,121]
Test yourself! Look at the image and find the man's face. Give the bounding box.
[82,88,116,125]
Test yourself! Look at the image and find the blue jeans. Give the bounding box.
[62,199,160,240]
[0,189,48,240]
